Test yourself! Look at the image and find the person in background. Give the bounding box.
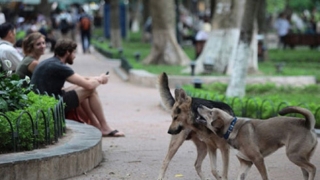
[78,8,92,53]
[273,12,291,48]
[30,39,125,137]
[194,22,211,58]
[38,20,56,52]
[15,32,46,79]
[0,22,23,72]
[0,7,6,24]
[56,10,73,39]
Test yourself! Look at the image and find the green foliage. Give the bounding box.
[0,73,33,112]
[266,0,315,13]
[0,73,60,153]
[267,0,286,14]
[183,83,320,128]
[0,91,59,153]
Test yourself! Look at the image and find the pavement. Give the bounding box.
[37,45,320,180]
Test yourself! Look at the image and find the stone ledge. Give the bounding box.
[0,120,103,180]
[127,69,316,88]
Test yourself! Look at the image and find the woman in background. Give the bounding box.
[16,32,46,79]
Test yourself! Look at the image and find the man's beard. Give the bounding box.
[66,54,74,65]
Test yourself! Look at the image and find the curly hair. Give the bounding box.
[22,32,45,55]
[54,39,77,57]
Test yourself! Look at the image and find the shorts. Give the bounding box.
[62,90,79,113]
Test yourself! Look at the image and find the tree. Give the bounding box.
[190,0,247,74]
[142,1,190,65]
[109,0,122,48]
[226,0,260,97]
[37,0,51,18]
[141,0,151,42]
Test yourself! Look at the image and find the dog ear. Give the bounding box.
[179,89,188,101]
[174,89,188,102]
[174,89,181,101]
[211,112,225,137]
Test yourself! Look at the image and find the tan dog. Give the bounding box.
[157,72,235,180]
[195,105,318,180]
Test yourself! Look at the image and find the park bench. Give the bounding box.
[283,33,320,49]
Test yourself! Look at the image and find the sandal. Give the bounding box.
[102,129,125,137]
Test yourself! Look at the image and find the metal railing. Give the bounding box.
[190,92,320,121]
[0,96,65,153]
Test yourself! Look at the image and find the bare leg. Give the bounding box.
[73,86,124,136]
[80,99,100,127]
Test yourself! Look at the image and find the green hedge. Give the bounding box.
[183,83,320,128]
[0,73,62,153]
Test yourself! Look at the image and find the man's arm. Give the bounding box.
[66,73,108,90]
[6,48,23,71]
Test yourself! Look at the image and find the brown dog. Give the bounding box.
[157,72,234,180]
[196,105,318,180]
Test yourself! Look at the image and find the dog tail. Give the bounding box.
[278,106,315,130]
[158,72,175,110]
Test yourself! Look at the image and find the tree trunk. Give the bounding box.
[191,0,245,74]
[226,0,260,98]
[38,0,51,18]
[257,0,266,34]
[110,0,122,48]
[141,0,150,42]
[130,0,141,33]
[210,0,217,19]
[143,0,190,65]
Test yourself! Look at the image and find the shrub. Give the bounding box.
[183,83,320,128]
[0,73,33,112]
[0,73,61,153]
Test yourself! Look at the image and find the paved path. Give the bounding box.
[39,46,320,180]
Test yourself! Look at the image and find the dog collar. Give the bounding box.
[223,117,237,140]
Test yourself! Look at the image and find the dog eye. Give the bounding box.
[177,108,181,114]
[173,116,178,120]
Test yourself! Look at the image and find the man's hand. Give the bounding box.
[98,73,109,84]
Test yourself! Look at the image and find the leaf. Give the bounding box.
[0,98,8,112]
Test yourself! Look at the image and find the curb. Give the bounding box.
[0,120,103,180]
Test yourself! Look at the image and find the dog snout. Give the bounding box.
[167,125,183,135]
[195,116,207,125]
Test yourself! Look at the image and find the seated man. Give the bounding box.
[30,39,124,137]
[0,22,23,72]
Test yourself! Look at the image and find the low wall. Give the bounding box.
[128,69,316,89]
[0,120,103,180]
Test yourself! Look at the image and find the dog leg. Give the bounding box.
[286,142,317,180]
[207,146,222,180]
[236,156,252,180]
[192,136,208,180]
[157,130,190,180]
[219,144,230,180]
[252,157,269,180]
[287,154,316,180]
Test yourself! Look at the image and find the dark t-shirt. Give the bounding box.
[31,56,74,97]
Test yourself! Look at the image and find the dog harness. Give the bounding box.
[223,117,237,139]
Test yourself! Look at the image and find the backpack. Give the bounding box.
[80,16,90,31]
[59,18,70,34]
